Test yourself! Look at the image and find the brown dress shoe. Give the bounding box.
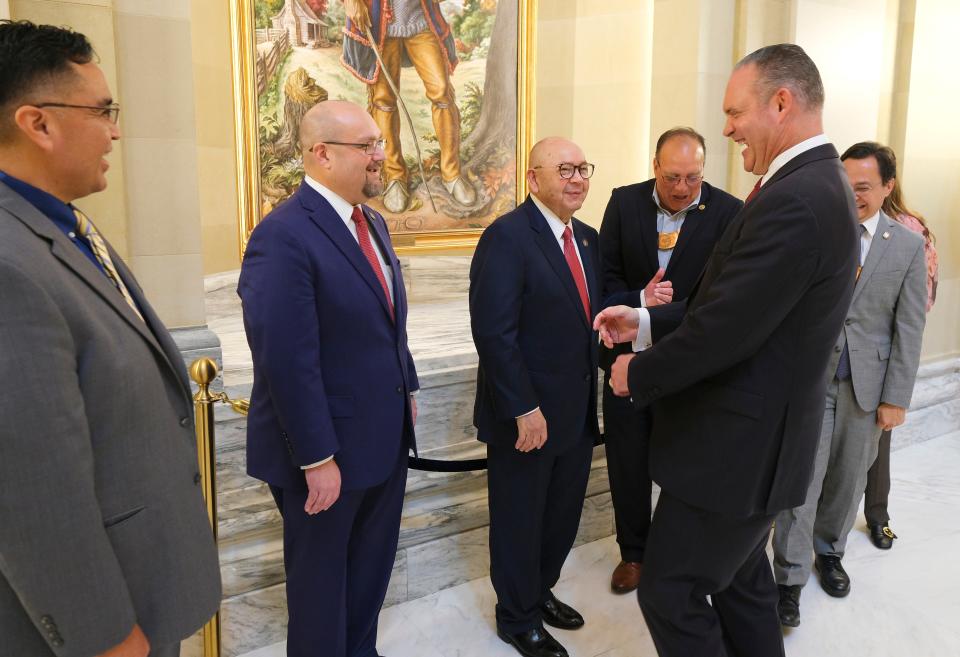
[611,561,643,594]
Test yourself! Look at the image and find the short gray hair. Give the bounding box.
[736,44,824,111]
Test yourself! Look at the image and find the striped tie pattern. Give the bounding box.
[73,208,144,322]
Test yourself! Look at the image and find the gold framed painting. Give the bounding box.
[230,0,537,255]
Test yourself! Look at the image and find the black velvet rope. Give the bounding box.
[407,434,606,472]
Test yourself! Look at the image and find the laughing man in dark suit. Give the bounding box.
[595,44,859,657]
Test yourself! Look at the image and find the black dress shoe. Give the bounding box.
[869,524,897,550]
[777,585,801,627]
[540,592,584,630]
[814,554,850,597]
[497,625,568,657]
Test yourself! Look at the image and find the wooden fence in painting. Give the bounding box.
[256,30,290,95]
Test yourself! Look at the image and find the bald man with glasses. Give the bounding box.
[239,100,420,657]
[471,137,601,657]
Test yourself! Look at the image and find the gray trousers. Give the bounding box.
[772,378,882,586]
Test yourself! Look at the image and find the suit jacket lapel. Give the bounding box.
[0,185,190,396]
[525,199,590,331]
[112,255,192,396]
[299,185,395,323]
[851,212,893,305]
[366,205,404,324]
[762,143,841,194]
[639,192,661,273]
[666,186,710,273]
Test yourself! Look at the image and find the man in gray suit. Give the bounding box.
[772,140,927,627]
[0,21,221,657]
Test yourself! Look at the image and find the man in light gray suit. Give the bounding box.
[0,21,221,657]
[772,140,927,627]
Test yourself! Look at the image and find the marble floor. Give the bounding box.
[236,430,960,657]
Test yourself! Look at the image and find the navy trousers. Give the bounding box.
[487,436,593,634]
[272,450,407,657]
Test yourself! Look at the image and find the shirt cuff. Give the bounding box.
[631,307,653,352]
[301,455,334,470]
[410,389,419,396]
[639,291,648,308]
[516,406,540,419]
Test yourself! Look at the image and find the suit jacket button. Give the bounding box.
[835,345,842,352]
[845,318,853,325]
[396,386,403,394]
[179,416,190,428]
[40,615,54,627]
[51,637,63,647]
[194,472,202,485]
[583,374,590,382]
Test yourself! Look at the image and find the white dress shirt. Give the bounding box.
[859,210,880,263]
[631,134,833,352]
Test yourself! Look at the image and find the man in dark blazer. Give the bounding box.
[596,44,858,657]
[0,21,221,657]
[238,100,419,657]
[599,127,742,594]
[470,137,601,657]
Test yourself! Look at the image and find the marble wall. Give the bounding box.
[204,256,960,657]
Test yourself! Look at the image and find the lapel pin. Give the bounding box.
[582,239,588,247]
[698,204,706,211]
[882,231,890,239]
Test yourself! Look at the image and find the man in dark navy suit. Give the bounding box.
[599,127,742,594]
[596,44,858,657]
[239,100,418,657]
[470,137,601,657]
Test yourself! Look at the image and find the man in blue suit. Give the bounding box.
[470,137,601,657]
[238,100,418,657]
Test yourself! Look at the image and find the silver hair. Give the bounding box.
[736,43,824,110]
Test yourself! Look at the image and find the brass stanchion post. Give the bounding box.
[190,357,222,657]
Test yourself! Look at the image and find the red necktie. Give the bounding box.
[744,178,762,204]
[351,206,395,321]
[562,226,590,322]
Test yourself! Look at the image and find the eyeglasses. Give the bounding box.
[317,139,386,155]
[534,162,596,179]
[34,102,121,124]
[659,173,703,186]
[852,183,879,195]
